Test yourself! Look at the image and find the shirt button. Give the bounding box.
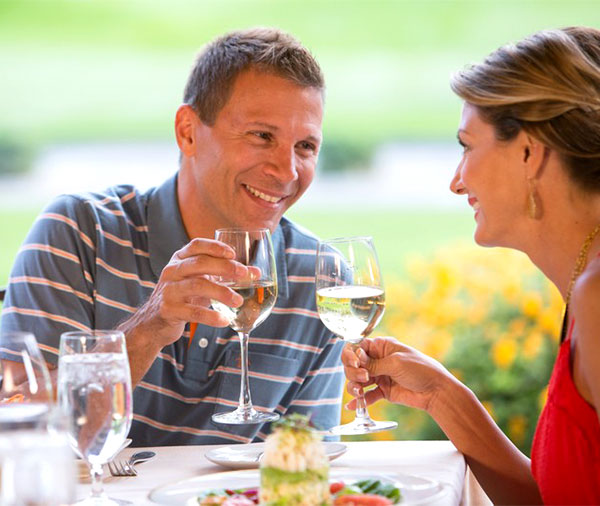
[198,338,209,349]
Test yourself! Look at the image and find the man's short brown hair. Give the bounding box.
[183,27,325,125]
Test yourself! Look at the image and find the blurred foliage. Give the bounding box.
[1,0,599,150]
[341,244,563,455]
[317,140,373,173]
[0,137,35,175]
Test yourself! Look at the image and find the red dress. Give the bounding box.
[531,318,600,504]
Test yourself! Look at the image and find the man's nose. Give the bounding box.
[268,144,298,183]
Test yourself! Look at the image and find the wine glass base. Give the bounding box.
[327,418,398,436]
[73,496,132,505]
[212,408,280,425]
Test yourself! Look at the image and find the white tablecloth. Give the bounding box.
[77,440,468,505]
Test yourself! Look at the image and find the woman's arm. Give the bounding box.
[343,338,542,504]
[571,264,600,420]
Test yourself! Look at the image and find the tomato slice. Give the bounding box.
[333,494,394,506]
[330,481,346,494]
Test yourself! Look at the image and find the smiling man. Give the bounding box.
[0,28,345,446]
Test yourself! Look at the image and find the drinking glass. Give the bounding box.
[316,236,398,435]
[211,228,279,425]
[0,331,52,414]
[0,331,76,505]
[58,330,133,505]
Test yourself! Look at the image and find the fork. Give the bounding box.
[107,451,156,477]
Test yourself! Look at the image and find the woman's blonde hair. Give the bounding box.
[451,26,600,191]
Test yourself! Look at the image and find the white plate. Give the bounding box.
[149,468,447,505]
[205,442,347,470]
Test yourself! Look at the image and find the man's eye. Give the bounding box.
[297,141,317,153]
[252,131,272,141]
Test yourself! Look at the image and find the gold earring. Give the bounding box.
[527,178,542,219]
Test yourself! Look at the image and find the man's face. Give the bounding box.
[181,68,324,235]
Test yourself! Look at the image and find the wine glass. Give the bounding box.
[0,331,76,504]
[211,228,279,425]
[316,236,398,435]
[58,330,133,505]
[0,331,53,426]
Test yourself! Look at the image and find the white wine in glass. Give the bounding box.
[211,228,280,425]
[316,236,398,435]
[58,330,133,505]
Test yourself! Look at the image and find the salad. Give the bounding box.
[191,477,402,505]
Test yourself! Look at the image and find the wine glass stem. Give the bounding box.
[238,331,254,412]
[351,342,374,424]
[90,462,106,498]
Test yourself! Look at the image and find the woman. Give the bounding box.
[343,26,600,505]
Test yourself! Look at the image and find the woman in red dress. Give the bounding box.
[343,26,600,505]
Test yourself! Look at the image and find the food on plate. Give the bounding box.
[259,414,330,505]
[189,478,402,505]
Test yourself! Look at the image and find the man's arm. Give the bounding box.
[115,238,249,387]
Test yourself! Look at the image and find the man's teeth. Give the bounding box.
[245,185,282,203]
[473,202,480,211]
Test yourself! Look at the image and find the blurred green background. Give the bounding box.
[0,0,595,451]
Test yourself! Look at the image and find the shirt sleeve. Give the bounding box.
[0,195,97,365]
[286,333,345,433]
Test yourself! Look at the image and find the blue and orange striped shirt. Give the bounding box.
[0,174,345,445]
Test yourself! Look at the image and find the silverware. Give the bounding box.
[107,450,156,477]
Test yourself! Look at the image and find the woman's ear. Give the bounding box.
[522,133,549,179]
[174,105,198,157]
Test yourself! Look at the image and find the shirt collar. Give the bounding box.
[147,172,289,299]
[147,173,189,278]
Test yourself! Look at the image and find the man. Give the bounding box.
[0,28,345,445]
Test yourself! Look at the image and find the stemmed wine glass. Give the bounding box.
[211,228,279,425]
[316,236,398,435]
[0,331,76,504]
[58,330,133,505]
[0,331,53,424]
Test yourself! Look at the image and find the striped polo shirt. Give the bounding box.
[0,174,345,446]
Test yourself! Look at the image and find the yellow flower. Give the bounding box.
[508,415,527,445]
[492,336,518,369]
[482,400,496,420]
[423,329,453,361]
[522,332,543,360]
[538,386,549,409]
[521,292,543,319]
[449,368,463,382]
[538,308,562,338]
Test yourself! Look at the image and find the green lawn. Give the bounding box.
[0,207,474,288]
[1,1,598,148]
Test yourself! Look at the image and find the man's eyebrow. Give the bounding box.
[247,121,279,131]
[247,121,322,144]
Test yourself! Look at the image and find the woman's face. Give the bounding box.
[450,103,528,248]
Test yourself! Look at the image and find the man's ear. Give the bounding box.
[522,133,549,179]
[175,105,198,157]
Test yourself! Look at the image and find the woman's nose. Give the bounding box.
[449,166,466,195]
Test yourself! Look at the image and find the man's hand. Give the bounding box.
[118,238,251,385]
[342,336,453,414]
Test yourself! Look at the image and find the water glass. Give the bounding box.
[58,330,133,505]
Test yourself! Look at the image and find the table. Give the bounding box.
[77,440,475,505]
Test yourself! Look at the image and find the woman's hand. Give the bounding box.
[342,336,454,413]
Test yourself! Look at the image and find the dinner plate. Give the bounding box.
[148,468,448,505]
[205,442,347,470]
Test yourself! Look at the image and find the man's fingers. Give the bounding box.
[176,238,235,260]
[164,277,244,308]
[168,255,248,282]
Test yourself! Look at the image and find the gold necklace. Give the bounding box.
[565,223,600,307]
